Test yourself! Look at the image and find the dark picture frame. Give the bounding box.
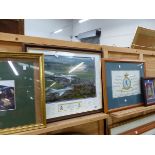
[25,45,103,123]
[141,77,155,106]
[102,58,146,113]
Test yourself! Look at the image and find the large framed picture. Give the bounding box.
[0,52,46,134]
[102,59,145,113]
[141,77,155,106]
[26,46,103,122]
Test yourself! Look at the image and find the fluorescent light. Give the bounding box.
[54,29,63,34]
[78,19,89,23]
[8,61,19,76]
[69,62,84,74]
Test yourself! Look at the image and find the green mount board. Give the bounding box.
[105,62,145,110]
[0,60,36,129]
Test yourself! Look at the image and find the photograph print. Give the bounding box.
[0,80,16,111]
[45,54,96,103]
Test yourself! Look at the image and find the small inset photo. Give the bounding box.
[145,81,155,100]
[0,80,16,111]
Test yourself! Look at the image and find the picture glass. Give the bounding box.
[0,59,36,129]
[27,49,102,120]
[45,55,96,103]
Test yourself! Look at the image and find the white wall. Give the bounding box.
[24,19,155,47]
[24,19,73,41]
[72,19,155,47]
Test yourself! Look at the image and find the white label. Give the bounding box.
[58,102,81,112]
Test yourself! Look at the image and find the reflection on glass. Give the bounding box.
[0,60,36,129]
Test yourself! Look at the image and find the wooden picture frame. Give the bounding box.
[141,77,155,106]
[102,58,146,113]
[0,52,46,134]
[25,45,103,123]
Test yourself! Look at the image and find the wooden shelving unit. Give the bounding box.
[15,113,108,135]
[1,32,155,135]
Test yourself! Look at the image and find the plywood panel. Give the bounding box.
[16,113,107,135]
[145,71,155,77]
[108,52,139,60]
[0,41,22,52]
[0,32,101,51]
[143,55,155,76]
[144,55,155,61]
[132,27,155,51]
[133,34,155,51]
[103,45,155,56]
[145,62,155,69]
[48,121,100,135]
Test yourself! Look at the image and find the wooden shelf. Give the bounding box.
[109,105,155,125]
[15,113,108,135]
[120,121,155,135]
[0,32,101,51]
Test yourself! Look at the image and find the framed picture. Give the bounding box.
[26,46,103,122]
[0,52,46,134]
[102,59,145,113]
[141,77,155,106]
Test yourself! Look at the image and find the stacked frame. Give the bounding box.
[26,46,103,122]
[0,52,46,134]
[102,59,145,113]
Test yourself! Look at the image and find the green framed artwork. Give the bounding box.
[102,58,145,113]
[0,52,46,134]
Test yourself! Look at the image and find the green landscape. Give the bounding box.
[44,55,96,103]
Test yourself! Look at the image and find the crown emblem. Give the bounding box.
[124,73,129,77]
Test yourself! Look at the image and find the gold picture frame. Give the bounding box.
[0,52,46,134]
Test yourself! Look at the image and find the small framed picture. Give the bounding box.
[0,80,16,111]
[142,77,155,106]
[102,58,145,113]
